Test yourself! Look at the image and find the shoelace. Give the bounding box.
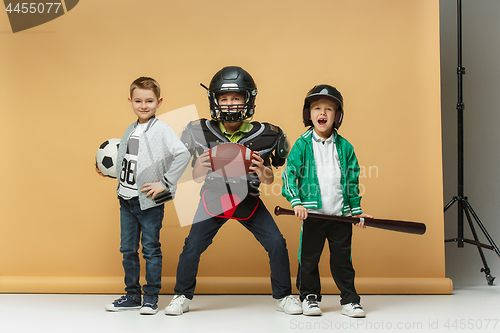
[142,302,157,308]
[283,296,297,306]
[352,303,363,310]
[171,296,185,305]
[114,296,129,305]
[306,297,320,308]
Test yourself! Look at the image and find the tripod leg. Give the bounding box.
[444,196,458,212]
[443,196,464,247]
[463,205,496,285]
[463,200,500,257]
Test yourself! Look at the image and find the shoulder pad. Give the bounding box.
[258,123,289,167]
[276,131,290,159]
[271,130,289,167]
[181,119,214,161]
[180,119,202,151]
[268,124,281,134]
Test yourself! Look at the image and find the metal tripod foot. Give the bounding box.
[481,268,496,285]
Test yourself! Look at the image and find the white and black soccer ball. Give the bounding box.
[96,138,120,178]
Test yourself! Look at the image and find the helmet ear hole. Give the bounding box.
[335,111,343,129]
[303,108,311,127]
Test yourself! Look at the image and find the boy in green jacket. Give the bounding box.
[282,85,372,317]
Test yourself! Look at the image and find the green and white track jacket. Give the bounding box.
[282,127,363,216]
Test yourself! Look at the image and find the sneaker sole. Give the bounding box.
[105,306,141,311]
[276,307,302,315]
[140,308,158,315]
[303,309,322,316]
[285,310,303,315]
[164,308,189,316]
[341,311,365,318]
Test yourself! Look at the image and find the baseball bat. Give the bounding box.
[274,206,426,235]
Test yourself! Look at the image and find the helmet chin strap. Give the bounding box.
[220,111,242,123]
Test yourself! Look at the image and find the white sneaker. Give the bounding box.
[341,303,365,318]
[164,295,190,315]
[302,294,322,316]
[276,295,302,315]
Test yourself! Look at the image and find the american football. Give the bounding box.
[96,138,120,178]
[208,143,253,178]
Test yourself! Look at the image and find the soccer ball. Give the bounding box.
[96,138,120,178]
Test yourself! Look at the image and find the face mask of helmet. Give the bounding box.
[204,67,258,123]
[215,103,245,122]
[211,90,256,123]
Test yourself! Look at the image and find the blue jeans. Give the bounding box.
[174,198,292,299]
[119,196,164,299]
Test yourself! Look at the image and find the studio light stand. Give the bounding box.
[444,0,500,285]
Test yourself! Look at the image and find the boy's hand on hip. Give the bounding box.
[293,205,308,220]
[141,182,166,199]
[353,213,373,229]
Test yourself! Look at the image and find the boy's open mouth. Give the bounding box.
[318,119,327,125]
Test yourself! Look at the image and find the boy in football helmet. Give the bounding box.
[165,66,301,316]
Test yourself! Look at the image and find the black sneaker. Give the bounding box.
[105,295,141,311]
[140,296,159,315]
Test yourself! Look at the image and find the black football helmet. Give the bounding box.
[303,85,344,129]
[205,66,257,123]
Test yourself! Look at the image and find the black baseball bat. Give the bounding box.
[274,206,426,235]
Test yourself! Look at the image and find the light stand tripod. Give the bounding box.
[444,0,500,285]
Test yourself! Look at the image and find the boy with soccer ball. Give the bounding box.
[96,77,190,314]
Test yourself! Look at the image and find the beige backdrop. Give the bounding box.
[0,0,451,294]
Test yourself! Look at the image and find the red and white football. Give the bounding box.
[208,143,253,178]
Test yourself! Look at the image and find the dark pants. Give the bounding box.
[119,197,164,300]
[296,217,360,305]
[174,198,292,299]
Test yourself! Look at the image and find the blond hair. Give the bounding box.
[130,77,161,100]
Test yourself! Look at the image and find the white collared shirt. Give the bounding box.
[310,130,344,215]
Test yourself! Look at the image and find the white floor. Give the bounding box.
[1,286,499,333]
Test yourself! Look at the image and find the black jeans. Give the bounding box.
[296,216,360,305]
[174,198,292,299]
